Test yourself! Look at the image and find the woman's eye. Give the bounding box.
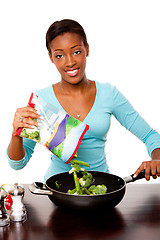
[55,54,63,59]
[74,50,81,55]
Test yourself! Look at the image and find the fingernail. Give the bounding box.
[133,174,137,178]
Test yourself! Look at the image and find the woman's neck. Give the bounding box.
[60,77,89,96]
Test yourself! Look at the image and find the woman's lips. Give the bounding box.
[66,68,79,77]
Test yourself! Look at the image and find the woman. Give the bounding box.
[7,19,160,182]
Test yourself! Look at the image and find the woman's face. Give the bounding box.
[49,32,89,84]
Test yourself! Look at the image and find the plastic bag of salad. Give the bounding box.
[15,93,89,164]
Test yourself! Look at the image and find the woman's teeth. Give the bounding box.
[66,69,79,76]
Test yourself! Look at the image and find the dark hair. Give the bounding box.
[46,19,88,53]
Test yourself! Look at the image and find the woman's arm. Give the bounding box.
[134,148,160,180]
[152,148,160,160]
[7,134,25,160]
[7,137,37,170]
[111,86,160,180]
[7,106,41,161]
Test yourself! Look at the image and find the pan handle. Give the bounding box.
[29,182,53,195]
[124,170,152,183]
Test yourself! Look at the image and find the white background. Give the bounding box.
[0,0,160,184]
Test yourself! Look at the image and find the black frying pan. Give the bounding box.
[29,170,147,211]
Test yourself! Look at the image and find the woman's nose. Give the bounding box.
[65,55,76,67]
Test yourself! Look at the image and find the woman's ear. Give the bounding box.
[48,52,54,64]
[86,44,89,57]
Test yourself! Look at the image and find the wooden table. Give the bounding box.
[1,183,160,240]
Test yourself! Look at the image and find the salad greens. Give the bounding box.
[66,160,107,195]
[20,118,40,142]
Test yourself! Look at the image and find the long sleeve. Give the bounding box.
[112,86,160,157]
[7,138,36,170]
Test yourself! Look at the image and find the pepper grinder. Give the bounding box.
[9,183,27,222]
[0,189,10,227]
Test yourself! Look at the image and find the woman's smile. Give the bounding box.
[65,68,79,77]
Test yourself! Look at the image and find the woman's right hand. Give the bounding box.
[12,106,42,136]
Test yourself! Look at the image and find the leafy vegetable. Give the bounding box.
[55,181,61,189]
[20,120,40,142]
[67,160,107,195]
[79,171,93,188]
[88,185,107,195]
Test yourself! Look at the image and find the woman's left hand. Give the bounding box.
[134,160,160,181]
[134,148,160,181]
